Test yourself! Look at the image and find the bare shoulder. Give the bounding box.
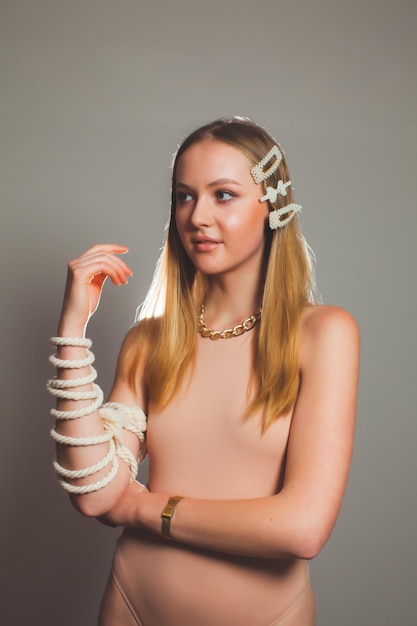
[299,305,360,369]
[301,304,359,335]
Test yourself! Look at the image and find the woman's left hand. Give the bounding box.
[97,480,150,528]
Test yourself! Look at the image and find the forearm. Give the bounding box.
[136,489,326,561]
[54,341,107,461]
[49,336,141,516]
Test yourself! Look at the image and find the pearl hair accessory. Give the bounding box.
[251,145,302,230]
[260,180,292,203]
[47,337,147,494]
[269,203,302,229]
[251,145,282,183]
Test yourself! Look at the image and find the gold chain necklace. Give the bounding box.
[198,305,261,340]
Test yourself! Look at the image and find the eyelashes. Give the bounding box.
[176,189,236,204]
[176,191,193,203]
[215,190,235,202]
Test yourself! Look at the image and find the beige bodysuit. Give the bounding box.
[99,331,315,625]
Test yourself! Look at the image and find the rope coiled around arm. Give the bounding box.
[47,337,147,494]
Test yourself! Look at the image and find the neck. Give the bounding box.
[202,274,262,329]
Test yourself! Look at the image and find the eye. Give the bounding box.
[215,190,235,202]
[176,191,193,204]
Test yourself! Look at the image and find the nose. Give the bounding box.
[190,196,214,228]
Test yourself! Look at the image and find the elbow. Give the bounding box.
[67,465,131,518]
[269,491,336,559]
[69,489,120,519]
[293,516,333,559]
[70,494,107,518]
[294,529,328,560]
[269,510,332,560]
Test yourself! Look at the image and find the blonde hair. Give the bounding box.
[123,117,317,429]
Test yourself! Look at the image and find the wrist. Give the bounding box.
[136,492,178,536]
[57,326,86,338]
[161,495,184,540]
[57,314,87,338]
[134,489,155,529]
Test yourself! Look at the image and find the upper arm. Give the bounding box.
[108,324,147,404]
[281,305,360,556]
[106,325,149,458]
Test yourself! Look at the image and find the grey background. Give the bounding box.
[1,1,416,624]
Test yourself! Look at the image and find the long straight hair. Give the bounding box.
[122,117,317,429]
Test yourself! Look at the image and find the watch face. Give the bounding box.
[163,504,175,518]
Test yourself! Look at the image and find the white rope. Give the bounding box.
[49,349,95,370]
[48,366,98,388]
[100,403,147,439]
[57,456,120,495]
[50,384,104,420]
[50,428,113,446]
[106,432,138,481]
[49,387,99,401]
[53,439,116,479]
[51,337,92,348]
[99,404,147,482]
[48,337,148,493]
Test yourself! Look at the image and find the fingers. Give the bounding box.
[69,245,133,287]
[59,245,134,332]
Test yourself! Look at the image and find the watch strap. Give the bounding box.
[161,495,184,539]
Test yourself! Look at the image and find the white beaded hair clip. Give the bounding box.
[251,145,282,184]
[252,145,301,229]
[260,180,292,203]
[269,203,302,229]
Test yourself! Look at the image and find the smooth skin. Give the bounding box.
[54,140,360,561]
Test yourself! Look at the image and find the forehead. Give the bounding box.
[176,140,253,183]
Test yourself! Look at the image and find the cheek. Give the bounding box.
[224,213,266,252]
[223,212,242,230]
[236,204,268,238]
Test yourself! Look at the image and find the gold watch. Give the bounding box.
[161,495,184,539]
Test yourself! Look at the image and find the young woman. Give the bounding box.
[48,117,360,625]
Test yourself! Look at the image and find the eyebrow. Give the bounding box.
[176,178,242,189]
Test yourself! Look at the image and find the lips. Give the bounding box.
[191,236,222,252]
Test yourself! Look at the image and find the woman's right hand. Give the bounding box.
[57,244,133,336]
